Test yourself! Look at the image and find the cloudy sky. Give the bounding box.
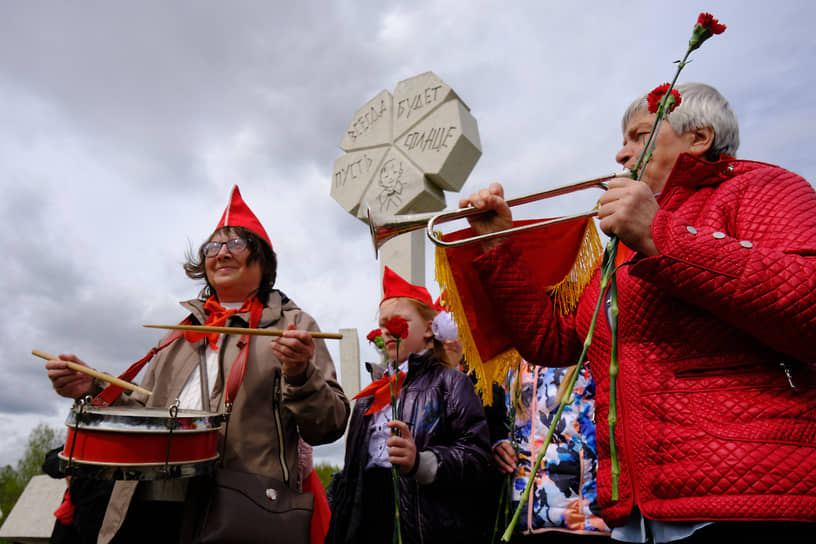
[1,1,814,469]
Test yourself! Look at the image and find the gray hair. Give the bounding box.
[621,82,740,160]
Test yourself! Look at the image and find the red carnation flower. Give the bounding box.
[366,328,385,351]
[384,316,409,339]
[647,83,682,115]
[697,12,726,35]
[689,12,725,51]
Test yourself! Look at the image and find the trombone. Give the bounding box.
[367,173,615,256]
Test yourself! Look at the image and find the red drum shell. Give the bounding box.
[59,405,224,479]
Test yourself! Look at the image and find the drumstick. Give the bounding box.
[143,324,344,339]
[32,349,153,397]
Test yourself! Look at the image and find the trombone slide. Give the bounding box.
[368,173,615,254]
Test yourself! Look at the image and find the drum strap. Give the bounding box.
[92,317,193,406]
[224,334,251,406]
[94,307,257,408]
[223,298,263,405]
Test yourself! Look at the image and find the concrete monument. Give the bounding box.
[332,71,481,223]
[332,71,481,280]
[331,71,481,394]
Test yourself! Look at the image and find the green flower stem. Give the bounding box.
[501,243,616,542]
[389,345,403,544]
[606,42,697,502]
[390,463,402,544]
[492,363,522,542]
[608,271,620,501]
[595,240,621,501]
[632,47,691,181]
[492,474,511,540]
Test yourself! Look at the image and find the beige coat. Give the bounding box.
[97,292,349,543]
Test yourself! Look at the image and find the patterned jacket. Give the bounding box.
[498,362,610,535]
[474,154,816,527]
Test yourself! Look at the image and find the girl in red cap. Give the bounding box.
[327,266,492,544]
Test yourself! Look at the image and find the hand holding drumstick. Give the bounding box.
[36,349,151,399]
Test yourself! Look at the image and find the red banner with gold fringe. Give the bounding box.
[434,217,602,404]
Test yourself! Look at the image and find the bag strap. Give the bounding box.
[93,304,255,408]
[92,317,192,406]
[220,331,291,484]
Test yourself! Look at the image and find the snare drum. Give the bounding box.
[59,403,224,480]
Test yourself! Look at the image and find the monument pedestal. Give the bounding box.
[0,474,65,544]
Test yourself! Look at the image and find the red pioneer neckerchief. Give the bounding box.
[352,371,406,416]
[614,242,634,268]
[183,296,264,349]
[93,296,264,406]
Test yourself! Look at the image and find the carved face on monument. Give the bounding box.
[330,71,482,220]
[379,158,403,190]
[377,158,404,212]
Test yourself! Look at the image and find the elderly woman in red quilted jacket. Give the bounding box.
[458,82,816,542]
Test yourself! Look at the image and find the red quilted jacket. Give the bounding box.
[474,154,816,527]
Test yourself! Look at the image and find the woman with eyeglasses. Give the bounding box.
[45,185,350,544]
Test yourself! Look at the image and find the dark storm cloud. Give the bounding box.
[0,2,393,190]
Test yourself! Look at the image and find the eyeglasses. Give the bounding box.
[203,238,248,257]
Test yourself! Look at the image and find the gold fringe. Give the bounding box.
[433,220,602,405]
[547,220,603,315]
[434,241,519,405]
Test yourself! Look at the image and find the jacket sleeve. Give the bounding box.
[424,370,491,487]
[472,241,586,368]
[629,165,816,363]
[282,309,350,446]
[483,382,510,445]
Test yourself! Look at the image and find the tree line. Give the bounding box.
[0,423,63,542]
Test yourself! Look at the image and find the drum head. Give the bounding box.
[64,406,224,433]
[60,405,224,480]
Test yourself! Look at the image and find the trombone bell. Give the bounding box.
[368,207,440,258]
[367,173,615,256]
